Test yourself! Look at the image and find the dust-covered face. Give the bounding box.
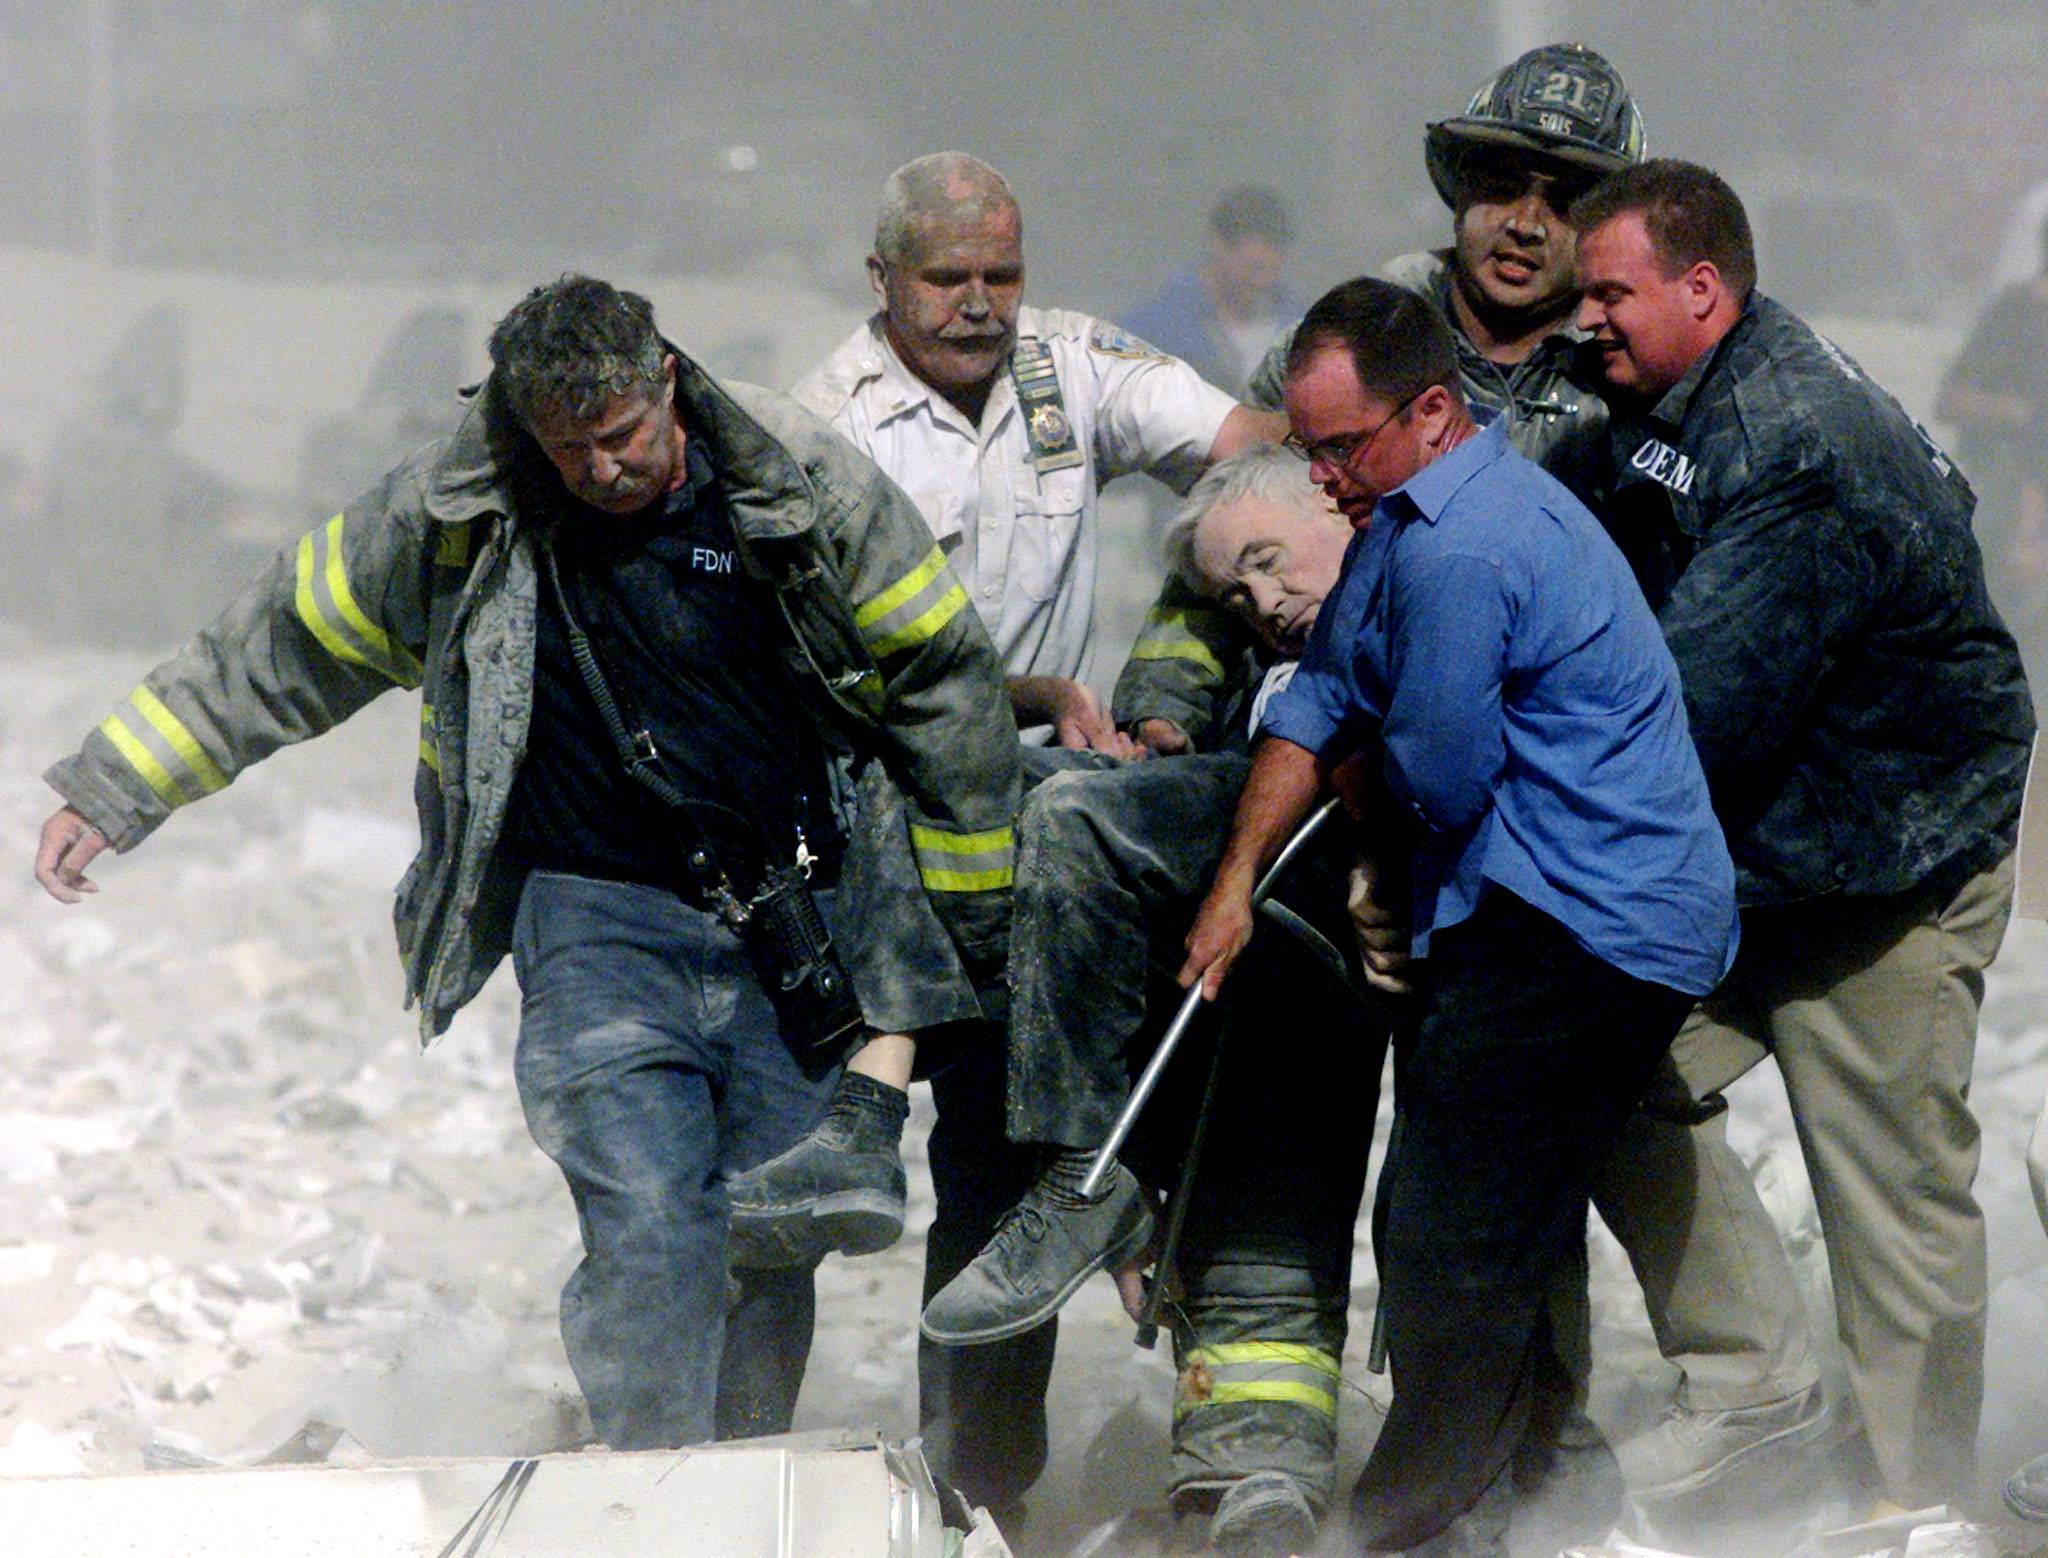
[1450,160,1586,322]
[526,359,685,515]
[1190,490,1349,656]
[871,203,1025,404]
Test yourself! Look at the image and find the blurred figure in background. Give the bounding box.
[1989,175,2048,293]
[1938,213,2048,712]
[29,304,268,650]
[297,304,470,523]
[1124,184,1301,399]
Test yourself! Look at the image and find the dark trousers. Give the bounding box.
[946,749,1378,1510]
[1353,888,1694,1552]
[511,872,839,1450]
[1007,752,1253,1147]
[918,1036,1060,1505]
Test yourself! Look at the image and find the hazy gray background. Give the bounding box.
[5,7,2048,1550]
[5,0,2042,633]
[2,0,2043,322]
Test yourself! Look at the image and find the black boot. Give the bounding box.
[726,1070,909,1269]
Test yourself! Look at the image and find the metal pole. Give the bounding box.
[1078,796,1344,1199]
[1131,1022,1226,1350]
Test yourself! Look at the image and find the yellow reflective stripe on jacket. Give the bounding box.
[418,703,441,776]
[96,686,230,808]
[1176,1341,1341,1420]
[128,686,228,793]
[1191,1380,1338,1416]
[97,714,184,807]
[908,820,1016,892]
[856,545,969,660]
[294,516,424,687]
[1127,606,1227,679]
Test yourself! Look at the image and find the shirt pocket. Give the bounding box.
[1012,469,1087,604]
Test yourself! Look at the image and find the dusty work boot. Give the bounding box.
[1614,1382,1827,1501]
[920,1152,1154,1346]
[2006,1450,2048,1522]
[724,1071,908,1269]
[1210,1471,1319,1558]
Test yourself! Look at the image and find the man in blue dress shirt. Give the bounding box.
[1181,276,1740,1551]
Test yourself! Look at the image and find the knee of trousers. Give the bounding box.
[1169,1259,1349,1510]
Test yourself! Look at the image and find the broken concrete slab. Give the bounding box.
[0,1431,1007,1557]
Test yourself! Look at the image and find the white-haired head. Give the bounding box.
[1165,445,1350,656]
[874,152,1019,267]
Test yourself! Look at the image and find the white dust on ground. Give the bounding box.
[3,623,2045,1557]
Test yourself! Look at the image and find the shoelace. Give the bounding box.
[989,1203,1049,1272]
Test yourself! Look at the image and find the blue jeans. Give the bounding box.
[511,871,840,1449]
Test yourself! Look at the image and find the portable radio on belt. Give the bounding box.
[537,540,864,1068]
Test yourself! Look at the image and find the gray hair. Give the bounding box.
[874,152,1019,267]
[1161,443,1332,591]
[488,274,667,427]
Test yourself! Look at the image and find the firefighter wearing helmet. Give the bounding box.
[1246,43,1645,499]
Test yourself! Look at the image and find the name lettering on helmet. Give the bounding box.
[1630,438,1697,495]
[691,546,736,574]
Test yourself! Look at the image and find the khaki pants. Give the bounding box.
[1666,853,2014,1507]
[1589,1103,1819,1411]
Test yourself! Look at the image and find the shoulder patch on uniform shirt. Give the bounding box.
[1088,321,1165,359]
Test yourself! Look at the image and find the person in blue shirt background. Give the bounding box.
[1124,184,1301,399]
[1181,276,1739,1552]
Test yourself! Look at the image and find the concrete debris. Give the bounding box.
[0,1243,57,1285]
[0,1422,93,1478]
[1808,1504,2048,1558]
[295,807,417,889]
[0,1435,1004,1557]
[0,1113,131,1182]
[4,626,2048,1553]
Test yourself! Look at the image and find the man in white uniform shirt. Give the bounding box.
[794,150,1282,747]
[761,152,1280,1513]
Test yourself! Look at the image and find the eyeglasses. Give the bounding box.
[1282,387,1424,471]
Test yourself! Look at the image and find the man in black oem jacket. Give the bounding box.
[1574,159,2034,1515]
